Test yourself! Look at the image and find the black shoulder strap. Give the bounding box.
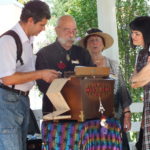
[1,30,24,65]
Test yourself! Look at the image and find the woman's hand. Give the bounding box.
[131,62,150,88]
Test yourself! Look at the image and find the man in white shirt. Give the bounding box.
[0,1,59,150]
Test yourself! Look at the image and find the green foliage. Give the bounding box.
[49,0,98,37]
[17,0,29,4]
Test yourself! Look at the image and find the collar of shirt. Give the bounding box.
[12,23,34,45]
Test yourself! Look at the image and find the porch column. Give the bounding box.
[96,0,119,62]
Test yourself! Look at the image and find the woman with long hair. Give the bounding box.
[130,16,150,149]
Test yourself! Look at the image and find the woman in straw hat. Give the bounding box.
[80,28,116,75]
[80,28,132,150]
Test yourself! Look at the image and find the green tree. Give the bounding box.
[47,0,98,37]
[17,0,29,4]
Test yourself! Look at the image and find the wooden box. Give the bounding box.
[45,77,115,122]
[61,77,115,121]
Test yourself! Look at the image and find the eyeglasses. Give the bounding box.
[87,37,103,43]
[60,27,77,35]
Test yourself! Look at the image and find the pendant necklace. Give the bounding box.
[66,50,71,61]
[66,53,70,61]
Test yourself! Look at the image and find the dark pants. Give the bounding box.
[135,128,143,150]
[122,130,130,150]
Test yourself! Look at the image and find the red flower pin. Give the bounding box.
[57,61,66,70]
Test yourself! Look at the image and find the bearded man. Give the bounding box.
[36,15,93,115]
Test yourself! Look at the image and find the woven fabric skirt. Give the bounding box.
[42,118,122,150]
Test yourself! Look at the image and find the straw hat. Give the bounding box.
[80,28,114,50]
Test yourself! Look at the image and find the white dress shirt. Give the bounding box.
[0,23,36,91]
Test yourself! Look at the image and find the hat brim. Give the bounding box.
[79,32,114,50]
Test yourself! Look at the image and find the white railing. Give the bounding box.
[130,102,143,132]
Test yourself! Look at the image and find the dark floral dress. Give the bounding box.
[136,49,150,150]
